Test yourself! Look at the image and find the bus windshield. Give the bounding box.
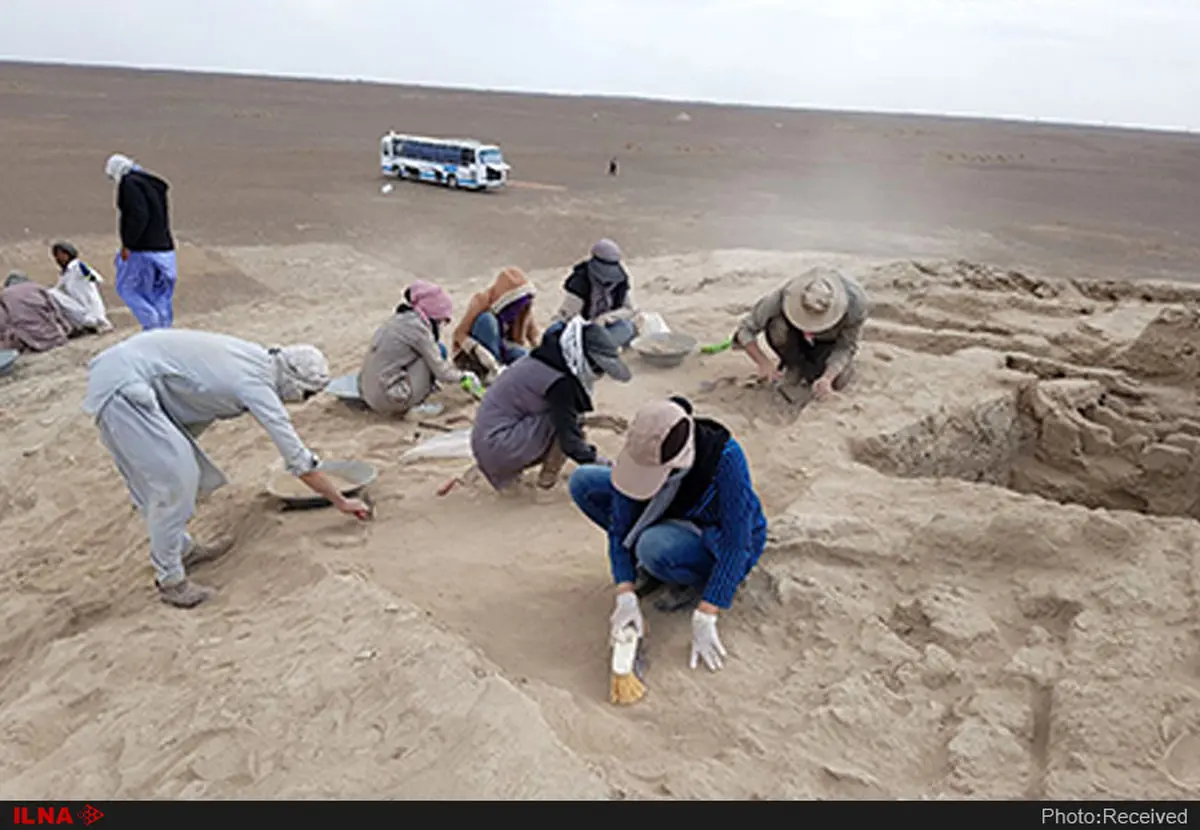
[479,149,503,164]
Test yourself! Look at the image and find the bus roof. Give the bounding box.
[383,132,498,149]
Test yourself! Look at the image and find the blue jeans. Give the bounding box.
[569,465,714,587]
[547,318,635,349]
[470,312,527,365]
[603,319,635,348]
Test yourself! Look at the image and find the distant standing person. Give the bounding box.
[609,157,618,176]
[105,153,178,331]
[552,239,638,348]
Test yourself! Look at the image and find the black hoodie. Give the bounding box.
[529,325,598,464]
[118,170,175,252]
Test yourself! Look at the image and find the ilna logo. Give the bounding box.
[12,806,104,826]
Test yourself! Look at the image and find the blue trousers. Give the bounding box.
[471,312,527,365]
[545,318,635,349]
[569,464,714,587]
[116,250,177,330]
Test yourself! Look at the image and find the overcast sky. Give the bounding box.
[2,0,1198,131]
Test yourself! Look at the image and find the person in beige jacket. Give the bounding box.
[733,266,869,404]
[359,280,480,416]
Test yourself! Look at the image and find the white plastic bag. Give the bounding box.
[639,312,671,336]
[399,429,474,463]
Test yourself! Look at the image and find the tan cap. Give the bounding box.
[782,268,849,334]
[612,399,695,500]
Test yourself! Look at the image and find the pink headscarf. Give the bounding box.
[407,280,453,323]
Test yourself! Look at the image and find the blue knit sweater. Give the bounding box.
[607,439,768,609]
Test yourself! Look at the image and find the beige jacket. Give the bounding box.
[734,274,869,377]
[360,310,464,415]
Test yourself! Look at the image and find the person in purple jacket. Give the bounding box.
[569,396,768,673]
[470,317,631,491]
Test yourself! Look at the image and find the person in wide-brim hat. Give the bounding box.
[730,266,870,404]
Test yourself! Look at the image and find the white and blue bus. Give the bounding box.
[380,132,509,191]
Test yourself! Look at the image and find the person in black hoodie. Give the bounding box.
[550,239,638,347]
[470,316,632,491]
[105,153,178,331]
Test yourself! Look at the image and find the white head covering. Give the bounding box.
[558,316,595,395]
[271,344,330,402]
[105,154,136,183]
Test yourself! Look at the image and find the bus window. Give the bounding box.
[461,148,475,164]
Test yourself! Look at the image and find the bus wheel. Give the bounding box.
[447,175,457,189]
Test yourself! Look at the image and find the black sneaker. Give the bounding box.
[653,584,703,613]
[632,567,664,598]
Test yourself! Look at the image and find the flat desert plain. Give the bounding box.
[3,63,1200,799]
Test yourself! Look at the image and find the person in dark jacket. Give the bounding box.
[550,239,638,348]
[569,396,768,673]
[471,316,631,491]
[105,153,178,331]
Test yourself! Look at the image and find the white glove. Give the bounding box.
[610,592,645,643]
[690,609,727,671]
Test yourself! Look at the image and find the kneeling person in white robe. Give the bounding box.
[49,241,113,334]
[83,329,371,608]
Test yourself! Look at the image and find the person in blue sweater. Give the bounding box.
[568,396,768,672]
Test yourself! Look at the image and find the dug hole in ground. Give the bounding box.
[2,247,1200,799]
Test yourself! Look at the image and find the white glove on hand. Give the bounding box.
[690,609,727,671]
[610,592,645,643]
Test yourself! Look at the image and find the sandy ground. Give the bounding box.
[4,64,1200,799]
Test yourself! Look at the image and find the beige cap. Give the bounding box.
[782,268,849,334]
[612,399,695,500]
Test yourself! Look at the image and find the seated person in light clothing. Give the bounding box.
[733,267,869,403]
[49,240,114,335]
[569,396,768,673]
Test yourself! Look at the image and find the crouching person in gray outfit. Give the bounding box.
[83,329,372,609]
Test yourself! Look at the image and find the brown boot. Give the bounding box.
[182,537,234,570]
[157,578,215,608]
[536,443,568,489]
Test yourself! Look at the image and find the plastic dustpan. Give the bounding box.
[326,372,362,400]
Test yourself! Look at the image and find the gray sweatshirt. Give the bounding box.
[734,274,869,377]
[83,329,318,476]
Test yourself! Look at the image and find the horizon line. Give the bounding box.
[4,58,1198,138]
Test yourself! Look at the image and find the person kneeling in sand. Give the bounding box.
[359,280,480,416]
[569,396,768,672]
[48,241,114,335]
[83,329,371,609]
[1,271,71,353]
[471,317,631,491]
[551,238,638,348]
[451,266,540,384]
[733,266,869,404]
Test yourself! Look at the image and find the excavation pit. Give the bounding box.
[851,378,1200,520]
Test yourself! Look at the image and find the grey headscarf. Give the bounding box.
[586,238,628,319]
[4,271,30,289]
[51,241,79,261]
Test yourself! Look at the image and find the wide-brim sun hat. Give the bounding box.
[782,268,849,334]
